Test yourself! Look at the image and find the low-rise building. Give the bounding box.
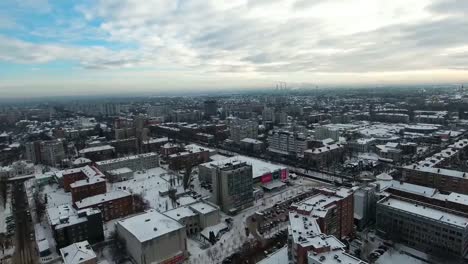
[79,145,115,161]
[376,195,468,258]
[74,190,134,222]
[240,138,264,153]
[163,201,220,236]
[96,152,159,172]
[402,165,468,194]
[116,209,187,264]
[60,240,97,264]
[47,205,104,249]
[57,166,105,192]
[304,144,345,168]
[107,167,133,182]
[290,187,355,240]
[168,148,210,171]
[288,212,366,264]
[70,177,106,203]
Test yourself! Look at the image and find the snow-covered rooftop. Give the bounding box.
[79,145,115,154]
[70,176,105,188]
[200,155,286,179]
[117,209,184,243]
[60,240,96,264]
[308,249,366,264]
[95,152,158,166]
[258,246,288,264]
[380,197,468,228]
[189,201,218,214]
[288,212,344,249]
[404,165,467,179]
[75,190,131,209]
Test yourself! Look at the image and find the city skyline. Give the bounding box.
[1,0,468,97]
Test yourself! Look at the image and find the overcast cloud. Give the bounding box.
[0,0,467,96]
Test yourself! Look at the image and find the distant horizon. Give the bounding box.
[1,0,468,96]
[0,83,464,103]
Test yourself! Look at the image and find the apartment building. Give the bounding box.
[267,130,309,157]
[229,119,258,144]
[25,139,65,166]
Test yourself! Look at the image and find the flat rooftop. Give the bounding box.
[117,209,184,243]
[96,152,158,165]
[75,190,131,209]
[404,165,467,179]
[288,212,344,249]
[200,155,286,179]
[380,197,468,228]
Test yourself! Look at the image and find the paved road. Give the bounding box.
[11,182,37,264]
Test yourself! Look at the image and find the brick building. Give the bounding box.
[58,166,105,192]
[290,187,354,240]
[74,190,134,222]
[402,165,468,195]
[70,177,107,203]
[168,149,210,170]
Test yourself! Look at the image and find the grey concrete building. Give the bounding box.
[211,161,254,214]
[376,195,468,258]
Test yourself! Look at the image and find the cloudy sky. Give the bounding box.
[0,0,467,96]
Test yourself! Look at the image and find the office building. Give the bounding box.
[376,195,468,258]
[211,161,254,214]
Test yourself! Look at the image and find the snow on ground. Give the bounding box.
[43,184,72,208]
[186,184,315,263]
[110,167,183,212]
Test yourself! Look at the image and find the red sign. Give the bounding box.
[261,173,272,183]
[281,169,289,181]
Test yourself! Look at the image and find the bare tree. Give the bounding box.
[183,163,193,190]
[133,193,150,213]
